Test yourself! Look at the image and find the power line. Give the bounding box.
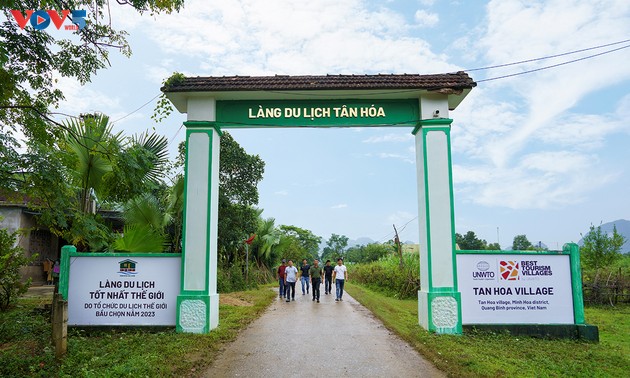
[477,43,630,83]
[111,93,161,125]
[465,38,630,72]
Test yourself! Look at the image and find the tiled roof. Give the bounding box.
[163,72,476,93]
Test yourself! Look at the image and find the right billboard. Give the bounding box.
[456,253,574,324]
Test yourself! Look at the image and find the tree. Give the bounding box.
[278,225,321,261]
[321,234,349,261]
[1,1,183,152]
[346,243,389,263]
[0,224,36,310]
[22,114,169,251]
[172,132,264,262]
[455,231,487,250]
[512,234,533,251]
[580,224,626,270]
[486,242,501,250]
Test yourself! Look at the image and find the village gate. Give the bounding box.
[164,73,476,334]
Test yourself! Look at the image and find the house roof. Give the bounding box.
[163,72,476,112]
[162,72,476,93]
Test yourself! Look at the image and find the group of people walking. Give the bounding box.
[277,258,348,303]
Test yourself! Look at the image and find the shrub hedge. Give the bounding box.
[350,253,420,299]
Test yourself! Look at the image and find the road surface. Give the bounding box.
[205,287,444,377]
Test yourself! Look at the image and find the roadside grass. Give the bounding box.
[345,282,629,378]
[0,286,275,377]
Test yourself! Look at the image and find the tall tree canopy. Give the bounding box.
[512,234,533,251]
[580,224,625,270]
[321,233,349,261]
[1,1,184,192]
[455,231,488,250]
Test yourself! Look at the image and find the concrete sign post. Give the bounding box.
[413,96,461,334]
[176,98,222,333]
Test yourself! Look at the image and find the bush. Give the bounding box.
[217,263,273,293]
[350,253,420,299]
[0,227,36,310]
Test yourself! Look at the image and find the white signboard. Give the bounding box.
[456,254,574,324]
[68,255,181,326]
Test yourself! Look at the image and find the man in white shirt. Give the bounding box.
[332,258,348,301]
[284,260,299,302]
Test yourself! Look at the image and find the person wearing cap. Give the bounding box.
[309,259,323,303]
[277,259,287,298]
[332,257,348,301]
[284,260,298,302]
[323,260,334,295]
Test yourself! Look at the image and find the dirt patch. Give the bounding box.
[220,294,253,307]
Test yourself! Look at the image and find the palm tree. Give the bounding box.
[62,114,122,213]
[251,217,281,268]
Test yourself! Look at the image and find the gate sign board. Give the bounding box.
[215,99,419,128]
[66,253,181,326]
[457,253,574,324]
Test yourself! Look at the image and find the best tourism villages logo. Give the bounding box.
[472,259,554,281]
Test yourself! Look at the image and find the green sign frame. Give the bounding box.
[215,99,419,128]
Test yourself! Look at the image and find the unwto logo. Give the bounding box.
[499,260,520,280]
[10,10,86,31]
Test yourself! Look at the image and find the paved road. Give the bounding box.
[205,287,445,378]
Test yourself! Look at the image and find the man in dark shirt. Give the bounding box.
[309,259,323,303]
[323,260,334,295]
[300,259,310,295]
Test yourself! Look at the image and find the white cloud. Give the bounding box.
[142,0,458,75]
[446,0,630,210]
[475,0,630,166]
[362,133,414,143]
[414,10,439,27]
[331,203,348,209]
[378,152,414,164]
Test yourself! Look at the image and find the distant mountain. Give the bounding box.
[579,219,630,254]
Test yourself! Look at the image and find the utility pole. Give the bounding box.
[393,224,403,268]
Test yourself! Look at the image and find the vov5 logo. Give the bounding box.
[10,10,87,31]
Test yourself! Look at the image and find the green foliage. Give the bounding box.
[455,231,488,250]
[512,234,533,250]
[217,264,248,293]
[62,114,122,213]
[0,288,275,377]
[0,226,36,310]
[1,1,183,137]
[346,243,390,263]
[219,132,265,207]
[113,225,164,253]
[581,224,626,270]
[321,233,349,261]
[277,225,321,261]
[174,132,264,262]
[351,253,420,299]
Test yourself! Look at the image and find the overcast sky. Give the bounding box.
[11,0,630,249]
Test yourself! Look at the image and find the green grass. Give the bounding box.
[345,282,630,378]
[0,287,276,377]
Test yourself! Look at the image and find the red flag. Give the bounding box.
[245,234,256,245]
